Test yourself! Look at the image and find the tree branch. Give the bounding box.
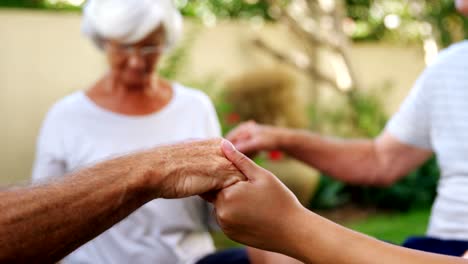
[252,38,346,93]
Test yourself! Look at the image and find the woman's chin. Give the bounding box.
[121,75,149,88]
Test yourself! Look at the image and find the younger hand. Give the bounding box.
[213,140,305,254]
[226,121,283,156]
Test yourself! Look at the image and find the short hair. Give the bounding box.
[81,0,183,51]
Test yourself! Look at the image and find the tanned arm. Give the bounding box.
[227,122,432,186]
[0,139,244,263]
[213,141,467,264]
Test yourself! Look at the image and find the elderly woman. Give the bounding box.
[31,1,302,263]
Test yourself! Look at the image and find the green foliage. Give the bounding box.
[0,0,44,8]
[2,0,466,46]
[347,208,430,244]
[175,0,273,20]
[313,89,389,138]
[424,0,468,46]
[214,94,237,136]
[0,0,274,17]
[158,26,199,80]
[349,156,440,211]
[348,90,389,137]
[211,231,242,250]
[346,0,468,46]
[0,0,80,11]
[311,160,439,212]
[309,175,349,209]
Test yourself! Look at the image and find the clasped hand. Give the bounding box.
[148,138,304,254]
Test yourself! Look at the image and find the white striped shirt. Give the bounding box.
[387,41,468,240]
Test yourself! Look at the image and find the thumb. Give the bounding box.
[222,140,261,180]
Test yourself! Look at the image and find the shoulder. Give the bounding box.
[173,83,215,109]
[43,91,87,124]
[436,41,468,60]
[427,41,468,71]
[413,41,468,92]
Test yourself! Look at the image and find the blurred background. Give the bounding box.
[0,0,466,247]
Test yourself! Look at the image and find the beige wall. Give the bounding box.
[179,21,426,113]
[0,10,106,185]
[0,10,426,184]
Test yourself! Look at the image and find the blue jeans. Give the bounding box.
[403,236,468,256]
[196,248,250,264]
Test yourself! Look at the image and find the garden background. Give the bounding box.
[1,0,466,247]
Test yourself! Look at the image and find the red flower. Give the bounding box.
[268,150,284,161]
[226,112,241,125]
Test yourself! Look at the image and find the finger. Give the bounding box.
[226,127,249,143]
[221,171,246,188]
[221,140,262,180]
[226,121,256,141]
[213,180,245,207]
[234,140,262,154]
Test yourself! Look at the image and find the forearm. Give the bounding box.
[0,151,158,263]
[287,210,466,264]
[277,129,381,185]
[0,139,243,262]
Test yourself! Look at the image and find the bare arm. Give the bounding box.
[279,129,432,186]
[0,139,244,263]
[0,155,152,263]
[213,142,466,264]
[291,210,466,264]
[227,122,432,186]
[285,210,467,264]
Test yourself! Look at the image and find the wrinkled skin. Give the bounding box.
[141,138,247,199]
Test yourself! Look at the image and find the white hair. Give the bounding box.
[81,0,183,50]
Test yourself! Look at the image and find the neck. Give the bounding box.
[105,72,156,97]
[87,72,173,116]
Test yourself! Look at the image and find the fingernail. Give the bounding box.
[222,139,236,152]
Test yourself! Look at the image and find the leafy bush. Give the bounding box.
[311,155,439,211]
[309,175,349,209]
[348,156,439,211]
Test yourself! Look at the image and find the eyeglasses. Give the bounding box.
[108,43,165,57]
